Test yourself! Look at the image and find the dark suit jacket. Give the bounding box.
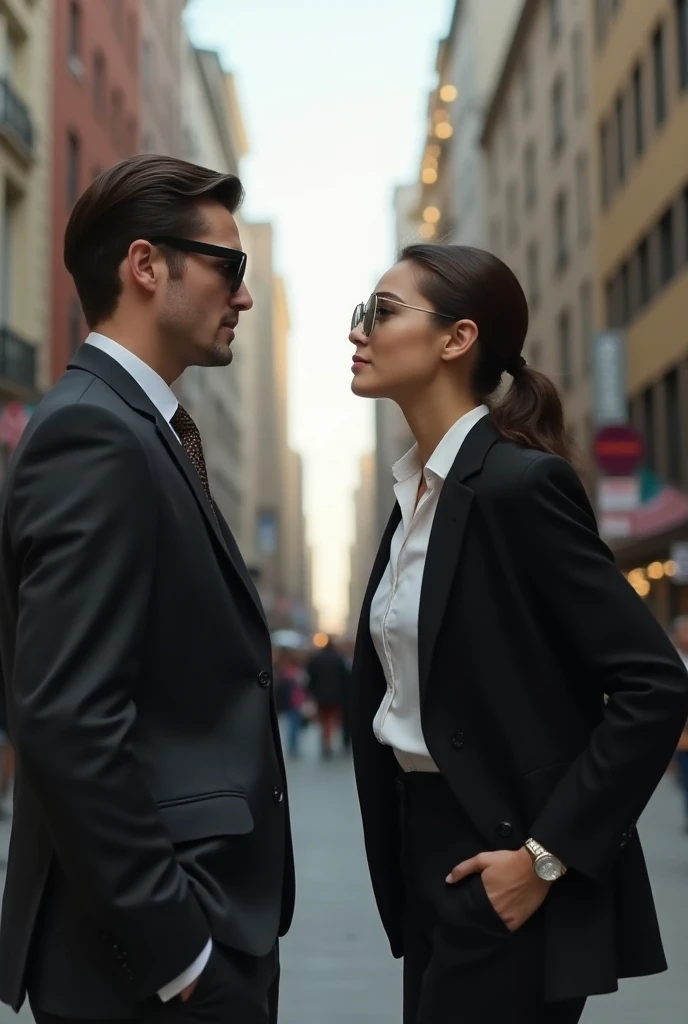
[351,415,688,1002]
[0,345,295,1017]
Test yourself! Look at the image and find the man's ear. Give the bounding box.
[126,239,159,295]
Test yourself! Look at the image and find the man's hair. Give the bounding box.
[64,154,244,327]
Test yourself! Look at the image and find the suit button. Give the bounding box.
[259,671,271,688]
[450,731,465,750]
[497,822,513,839]
[273,786,284,803]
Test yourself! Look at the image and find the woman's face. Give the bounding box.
[349,260,459,402]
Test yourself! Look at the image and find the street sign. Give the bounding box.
[592,331,627,425]
[599,513,633,539]
[593,424,644,476]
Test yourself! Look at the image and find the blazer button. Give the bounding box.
[258,671,271,688]
[450,731,465,750]
[273,786,284,803]
[497,822,513,839]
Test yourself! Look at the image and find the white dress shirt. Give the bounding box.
[369,404,490,772]
[84,333,212,1000]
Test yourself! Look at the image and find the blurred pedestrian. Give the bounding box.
[307,638,351,760]
[348,245,688,1024]
[0,155,293,1024]
[275,648,308,759]
[670,616,688,831]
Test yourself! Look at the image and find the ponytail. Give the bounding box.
[489,363,575,463]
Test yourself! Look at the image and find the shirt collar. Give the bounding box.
[391,404,490,484]
[85,332,178,425]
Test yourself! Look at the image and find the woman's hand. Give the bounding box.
[446,847,552,932]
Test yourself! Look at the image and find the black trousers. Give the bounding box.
[398,772,587,1024]
[30,943,279,1024]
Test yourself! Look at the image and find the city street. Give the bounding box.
[1,733,687,1022]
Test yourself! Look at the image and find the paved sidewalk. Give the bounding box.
[1,736,687,1023]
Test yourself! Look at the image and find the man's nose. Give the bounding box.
[232,282,254,311]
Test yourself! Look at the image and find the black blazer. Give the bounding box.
[351,415,688,1002]
[0,345,295,1017]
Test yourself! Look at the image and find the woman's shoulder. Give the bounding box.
[478,440,587,506]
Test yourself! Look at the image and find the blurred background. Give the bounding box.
[0,0,687,1021]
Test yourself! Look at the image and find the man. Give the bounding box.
[306,639,351,759]
[671,616,688,832]
[0,155,294,1024]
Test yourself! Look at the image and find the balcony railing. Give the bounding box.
[0,77,34,158]
[0,327,36,392]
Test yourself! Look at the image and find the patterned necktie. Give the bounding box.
[171,404,215,512]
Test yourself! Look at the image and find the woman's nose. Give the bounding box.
[349,324,367,345]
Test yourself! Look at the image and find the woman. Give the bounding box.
[347,245,688,1024]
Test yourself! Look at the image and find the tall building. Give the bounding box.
[592,0,688,620]
[140,0,186,156]
[176,43,246,533]
[0,0,52,482]
[481,0,598,484]
[414,0,522,246]
[347,451,376,639]
[50,0,141,381]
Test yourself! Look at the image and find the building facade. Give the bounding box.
[347,451,376,640]
[481,0,598,485]
[414,0,522,246]
[0,0,52,481]
[50,0,141,381]
[592,0,688,620]
[140,0,185,156]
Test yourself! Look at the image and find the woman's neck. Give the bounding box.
[400,386,482,466]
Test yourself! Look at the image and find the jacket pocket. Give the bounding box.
[157,791,254,842]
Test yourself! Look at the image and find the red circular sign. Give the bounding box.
[593,424,644,475]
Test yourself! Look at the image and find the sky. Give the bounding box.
[186,0,454,633]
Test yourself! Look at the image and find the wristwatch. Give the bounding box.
[524,838,567,882]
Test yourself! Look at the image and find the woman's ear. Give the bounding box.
[441,318,479,364]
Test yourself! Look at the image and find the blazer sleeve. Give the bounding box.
[507,452,688,882]
[7,403,210,1000]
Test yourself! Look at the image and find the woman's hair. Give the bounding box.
[400,243,574,462]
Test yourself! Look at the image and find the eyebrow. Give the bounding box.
[375,291,404,301]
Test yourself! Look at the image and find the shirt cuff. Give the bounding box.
[157,938,212,1002]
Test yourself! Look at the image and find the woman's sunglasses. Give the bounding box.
[148,235,247,293]
[351,294,455,337]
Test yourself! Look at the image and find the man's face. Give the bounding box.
[156,201,253,370]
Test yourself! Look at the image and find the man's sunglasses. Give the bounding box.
[351,294,455,337]
[148,236,247,293]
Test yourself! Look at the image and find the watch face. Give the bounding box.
[535,855,563,882]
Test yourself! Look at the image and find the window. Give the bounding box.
[572,28,586,112]
[557,309,572,392]
[575,152,590,242]
[69,298,82,355]
[659,207,675,283]
[599,120,610,206]
[554,191,568,271]
[549,0,563,44]
[678,0,688,90]
[521,56,533,115]
[526,242,539,310]
[615,92,626,184]
[67,131,80,209]
[652,24,667,126]
[620,261,630,323]
[580,281,593,375]
[523,141,537,209]
[638,236,651,305]
[506,181,519,246]
[68,1,81,60]
[643,386,656,473]
[93,52,106,118]
[665,368,681,484]
[552,77,566,153]
[632,63,644,157]
[605,277,617,327]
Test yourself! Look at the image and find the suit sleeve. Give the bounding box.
[508,453,688,882]
[8,404,210,999]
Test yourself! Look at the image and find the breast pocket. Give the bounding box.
[157,791,254,843]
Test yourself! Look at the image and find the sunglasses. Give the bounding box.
[148,235,247,293]
[351,294,455,337]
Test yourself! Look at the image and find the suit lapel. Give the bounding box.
[418,415,501,704]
